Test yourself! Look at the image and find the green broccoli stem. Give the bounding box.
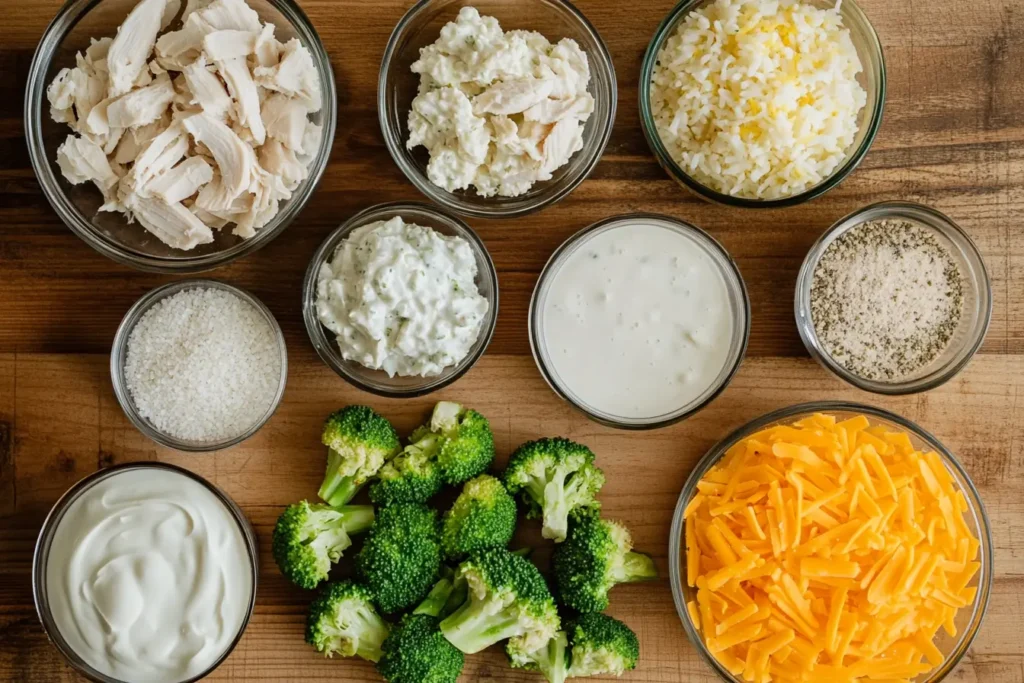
[614,551,658,583]
[335,606,390,663]
[443,578,468,617]
[541,474,571,542]
[336,505,376,533]
[440,597,525,654]
[319,449,364,506]
[533,632,569,683]
[414,578,454,618]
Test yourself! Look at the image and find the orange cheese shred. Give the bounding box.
[682,412,981,682]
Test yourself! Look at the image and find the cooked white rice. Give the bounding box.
[650,0,867,200]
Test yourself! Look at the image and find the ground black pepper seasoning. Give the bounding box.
[810,219,964,381]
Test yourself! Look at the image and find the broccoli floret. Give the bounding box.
[376,614,464,683]
[369,432,444,505]
[441,474,517,560]
[272,501,375,589]
[305,581,390,662]
[430,401,495,485]
[507,630,568,683]
[356,503,442,614]
[566,613,640,677]
[553,515,657,613]
[439,547,560,654]
[504,438,605,543]
[319,406,400,506]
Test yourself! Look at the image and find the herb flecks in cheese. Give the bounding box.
[316,216,489,378]
[407,7,594,198]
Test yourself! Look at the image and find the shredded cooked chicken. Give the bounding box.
[48,0,324,251]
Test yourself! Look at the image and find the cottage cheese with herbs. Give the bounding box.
[406,7,594,198]
[316,216,489,377]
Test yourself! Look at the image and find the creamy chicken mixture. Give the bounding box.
[47,0,324,250]
[407,7,594,198]
[316,216,489,377]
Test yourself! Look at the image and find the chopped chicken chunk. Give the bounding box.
[161,0,181,29]
[198,0,261,32]
[145,156,213,202]
[253,38,321,110]
[85,38,114,67]
[202,29,256,61]
[253,23,281,67]
[46,0,324,251]
[107,73,176,128]
[70,66,107,126]
[523,94,594,124]
[108,0,167,96]
[131,122,189,188]
[127,194,215,249]
[259,138,307,190]
[473,78,554,116]
[182,0,213,20]
[181,56,232,119]
[298,120,323,158]
[191,204,230,229]
[540,117,583,174]
[47,68,76,111]
[218,57,265,144]
[182,112,253,201]
[260,93,306,149]
[56,135,119,189]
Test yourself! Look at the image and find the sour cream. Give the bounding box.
[535,217,744,422]
[43,467,254,683]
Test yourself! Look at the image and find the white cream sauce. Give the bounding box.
[45,467,253,683]
[540,221,735,419]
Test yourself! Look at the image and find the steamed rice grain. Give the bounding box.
[650,0,868,200]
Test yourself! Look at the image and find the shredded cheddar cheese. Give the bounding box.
[684,413,980,682]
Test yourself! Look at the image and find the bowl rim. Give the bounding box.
[302,200,499,398]
[24,0,338,273]
[377,0,618,219]
[668,401,995,683]
[528,212,751,430]
[110,279,289,451]
[31,461,259,683]
[638,0,887,208]
[794,200,993,395]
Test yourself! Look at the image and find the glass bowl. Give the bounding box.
[32,462,258,683]
[795,201,992,395]
[378,0,617,219]
[529,213,750,429]
[639,0,886,208]
[302,202,498,397]
[669,402,993,683]
[25,0,337,273]
[110,279,288,451]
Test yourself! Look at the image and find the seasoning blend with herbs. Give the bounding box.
[809,218,964,382]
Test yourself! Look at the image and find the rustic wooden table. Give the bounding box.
[2,0,1023,681]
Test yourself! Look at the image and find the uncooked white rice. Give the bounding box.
[650,0,867,199]
[124,287,282,443]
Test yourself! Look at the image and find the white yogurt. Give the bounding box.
[44,467,253,683]
[538,219,738,420]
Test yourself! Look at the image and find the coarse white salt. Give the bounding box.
[124,287,283,443]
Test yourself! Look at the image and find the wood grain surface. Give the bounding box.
[1,0,1023,682]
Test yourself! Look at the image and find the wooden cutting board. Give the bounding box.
[2,1,1023,681]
